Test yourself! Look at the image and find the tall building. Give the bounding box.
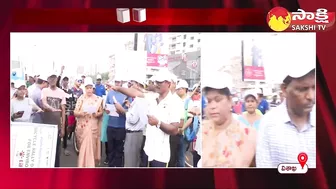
[168,33,201,55]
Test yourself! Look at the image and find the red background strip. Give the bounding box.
[13,8,265,25]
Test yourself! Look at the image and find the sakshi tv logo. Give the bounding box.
[267,7,335,32]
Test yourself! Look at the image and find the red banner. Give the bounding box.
[13,8,264,25]
[243,66,265,80]
[147,54,168,67]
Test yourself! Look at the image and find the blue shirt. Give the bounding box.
[201,95,206,119]
[95,84,106,97]
[242,99,269,115]
[72,87,83,98]
[237,115,261,131]
[106,90,132,128]
[258,99,269,114]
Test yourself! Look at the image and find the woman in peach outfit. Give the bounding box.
[202,72,257,168]
[74,77,103,167]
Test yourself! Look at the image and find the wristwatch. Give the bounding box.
[157,120,161,128]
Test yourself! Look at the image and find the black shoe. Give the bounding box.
[104,158,109,165]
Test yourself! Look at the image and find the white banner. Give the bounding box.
[10,122,58,168]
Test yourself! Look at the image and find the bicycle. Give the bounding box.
[65,110,79,155]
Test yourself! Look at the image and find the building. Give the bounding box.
[168,51,201,87]
[168,33,201,55]
[218,56,274,96]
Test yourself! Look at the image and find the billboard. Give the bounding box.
[139,33,170,67]
[242,39,265,81]
[147,54,168,67]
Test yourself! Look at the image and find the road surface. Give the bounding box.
[60,137,108,167]
[60,137,195,167]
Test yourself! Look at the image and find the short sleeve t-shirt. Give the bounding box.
[41,87,66,127]
[144,92,183,163]
[11,98,37,122]
[31,87,43,108]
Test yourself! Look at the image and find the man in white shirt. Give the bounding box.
[27,74,39,97]
[140,76,158,167]
[122,78,149,167]
[256,61,316,168]
[114,69,183,167]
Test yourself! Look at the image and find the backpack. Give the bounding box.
[183,98,200,142]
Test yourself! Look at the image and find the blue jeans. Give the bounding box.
[177,135,189,167]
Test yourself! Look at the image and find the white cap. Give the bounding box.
[176,80,189,89]
[170,73,178,83]
[202,71,233,91]
[154,69,172,82]
[192,83,199,90]
[232,97,238,102]
[84,77,94,87]
[38,74,49,82]
[256,88,263,94]
[282,48,315,80]
[132,77,146,87]
[14,80,26,88]
[96,74,102,80]
[148,75,155,81]
[244,89,258,99]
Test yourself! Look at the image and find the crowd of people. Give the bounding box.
[201,63,316,168]
[10,66,202,168]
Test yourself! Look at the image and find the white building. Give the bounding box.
[168,33,201,55]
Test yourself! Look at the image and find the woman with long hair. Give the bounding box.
[74,77,104,167]
[238,90,263,131]
[202,72,256,168]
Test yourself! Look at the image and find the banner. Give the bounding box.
[10,122,58,168]
[147,53,168,67]
[242,39,265,81]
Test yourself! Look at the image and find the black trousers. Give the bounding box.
[55,132,61,167]
[149,160,167,167]
[101,142,108,157]
[107,127,126,167]
[62,115,68,149]
[192,151,201,167]
[168,135,181,167]
[140,135,148,167]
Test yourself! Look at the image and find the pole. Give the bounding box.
[134,33,138,51]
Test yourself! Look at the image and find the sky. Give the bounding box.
[10,33,135,77]
[201,33,316,83]
[11,32,316,83]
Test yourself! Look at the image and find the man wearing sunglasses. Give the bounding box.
[72,77,84,98]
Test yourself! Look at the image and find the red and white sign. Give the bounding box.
[244,66,265,80]
[147,53,168,67]
[191,61,198,68]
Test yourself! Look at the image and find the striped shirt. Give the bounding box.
[256,102,316,168]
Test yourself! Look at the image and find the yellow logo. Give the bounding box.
[267,7,292,32]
